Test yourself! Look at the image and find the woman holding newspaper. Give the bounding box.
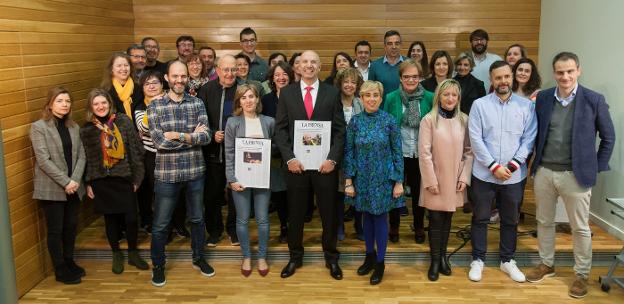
[224,84,275,277]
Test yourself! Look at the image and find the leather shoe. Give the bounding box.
[326,262,343,280]
[280,260,302,278]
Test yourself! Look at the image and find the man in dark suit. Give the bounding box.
[275,50,347,280]
[525,52,615,299]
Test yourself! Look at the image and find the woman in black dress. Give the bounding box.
[81,88,149,274]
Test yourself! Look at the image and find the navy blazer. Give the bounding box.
[531,85,615,188]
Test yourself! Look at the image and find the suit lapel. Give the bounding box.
[292,81,308,119]
[570,85,585,146]
[312,83,326,120]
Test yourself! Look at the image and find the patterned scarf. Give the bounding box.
[112,77,134,120]
[93,114,125,168]
[399,83,425,127]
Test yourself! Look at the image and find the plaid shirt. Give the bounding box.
[147,93,211,183]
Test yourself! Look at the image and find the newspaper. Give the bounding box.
[293,120,331,170]
[235,138,271,188]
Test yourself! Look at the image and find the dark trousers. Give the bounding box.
[204,162,236,238]
[389,157,424,233]
[470,176,523,262]
[104,211,138,252]
[136,150,155,227]
[272,190,288,228]
[363,212,388,262]
[286,170,339,263]
[41,195,79,268]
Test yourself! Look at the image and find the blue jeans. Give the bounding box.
[231,187,271,258]
[151,176,206,266]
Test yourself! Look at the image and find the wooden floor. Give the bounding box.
[20,261,624,303]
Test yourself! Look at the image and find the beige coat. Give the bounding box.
[418,113,473,212]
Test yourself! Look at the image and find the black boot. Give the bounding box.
[64,258,86,277]
[55,263,81,284]
[357,251,376,276]
[427,213,442,281]
[370,261,385,285]
[439,212,452,276]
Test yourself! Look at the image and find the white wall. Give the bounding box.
[539,0,624,239]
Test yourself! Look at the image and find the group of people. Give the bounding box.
[30,27,615,299]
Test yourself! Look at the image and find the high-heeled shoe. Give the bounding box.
[257,259,269,277]
[241,259,252,277]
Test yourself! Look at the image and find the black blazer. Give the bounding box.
[531,85,615,188]
[454,74,486,115]
[197,78,238,163]
[275,81,346,164]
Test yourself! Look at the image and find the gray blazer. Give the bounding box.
[30,119,86,201]
[224,114,275,183]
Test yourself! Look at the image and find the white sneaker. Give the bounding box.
[469,259,484,282]
[500,259,526,282]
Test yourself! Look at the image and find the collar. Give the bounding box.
[300,79,320,91]
[472,51,488,62]
[382,55,404,65]
[164,92,191,104]
[493,92,513,104]
[554,83,578,107]
[354,61,371,70]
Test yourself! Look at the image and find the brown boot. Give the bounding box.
[526,263,555,283]
[568,276,588,298]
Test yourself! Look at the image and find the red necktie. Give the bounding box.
[304,86,313,119]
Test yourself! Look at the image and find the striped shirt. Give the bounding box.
[147,93,211,183]
[134,103,156,153]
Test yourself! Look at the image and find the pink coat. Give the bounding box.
[418,113,473,212]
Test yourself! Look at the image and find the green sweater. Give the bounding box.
[383,88,434,126]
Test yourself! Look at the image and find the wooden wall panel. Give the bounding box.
[0,0,134,297]
[133,0,541,78]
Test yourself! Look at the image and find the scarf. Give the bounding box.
[399,83,425,127]
[439,106,456,119]
[112,77,134,120]
[93,114,125,169]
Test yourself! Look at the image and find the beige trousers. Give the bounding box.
[533,167,592,277]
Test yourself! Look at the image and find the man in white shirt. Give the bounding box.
[470,29,502,91]
[354,40,372,80]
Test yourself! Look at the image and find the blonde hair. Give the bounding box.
[359,80,384,96]
[233,84,262,116]
[85,88,116,122]
[429,79,467,128]
[41,86,76,127]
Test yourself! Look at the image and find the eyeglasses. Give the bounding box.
[144,45,159,50]
[130,55,146,60]
[471,38,487,43]
[385,41,401,47]
[401,74,421,81]
[220,67,239,74]
[143,81,161,87]
[240,39,257,44]
[178,42,194,48]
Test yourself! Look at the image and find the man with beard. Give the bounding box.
[199,46,218,81]
[147,60,213,286]
[174,35,195,63]
[469,29,502,91]
[141,37,167,75]
[196,55,239,247]
[127,44,147,80]
[467,61,537,284]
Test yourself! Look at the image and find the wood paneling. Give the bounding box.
[0,0,134,297]
[133,0,541,78]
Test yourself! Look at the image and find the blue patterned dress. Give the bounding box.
[343,109,405,215]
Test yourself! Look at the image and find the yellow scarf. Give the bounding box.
[113,77,134,121]
[93,114,125,168]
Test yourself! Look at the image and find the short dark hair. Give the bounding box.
[489,60,511,74]
[139,69,165,89]
[383,30,401,43]
[354,40,372,53]
[552,51,580,68]
[240,27,257,41]
[328,52,354,80]
[267,61,295,91]
[199,46,216,55]
[429,50,453,79]
[470,29,489,42]
[141,37,158,47]
[407,41,429,76]
[512,57,542,96]
[289,52,302,66]
[126,44,145,54]
[235,53,252,66]
[176,35,195,47]
[505,44,527,59]
[268,52,288,64]
[166,60,188,75]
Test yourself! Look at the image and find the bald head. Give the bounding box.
[300,50,321,84]
[217,54,237,88]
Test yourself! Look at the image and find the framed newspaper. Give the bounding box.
[293,120,331,170]
[235,138,271,189]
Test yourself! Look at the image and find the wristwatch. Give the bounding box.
[179,132,185,142]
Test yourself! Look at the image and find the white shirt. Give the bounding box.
[471,52,502,92]
[354,61,371,81]
[300,79,320,108]
[244,116,263,138]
